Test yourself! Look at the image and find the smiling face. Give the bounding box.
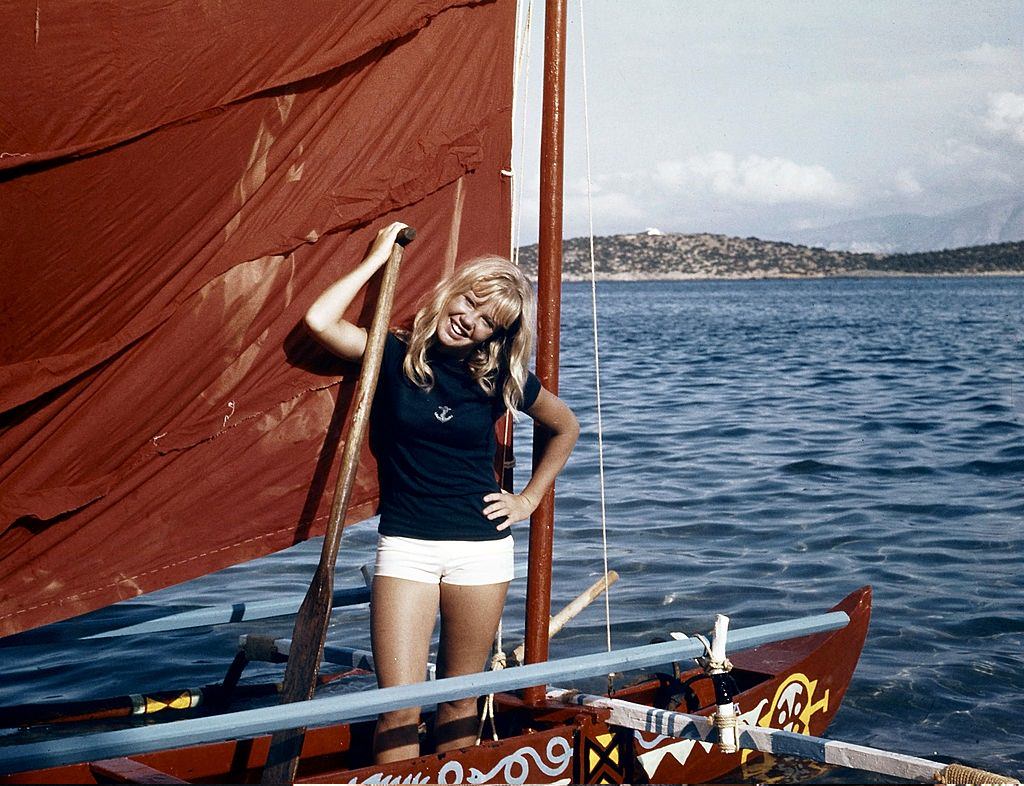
[404,257,534,407]
[435,290,503,353]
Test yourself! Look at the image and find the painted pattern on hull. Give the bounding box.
[580,730,629,784]
[340,733,573,785]
[634,671,831,780]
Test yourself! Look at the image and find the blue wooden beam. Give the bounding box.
[82,586,371,639]
[0,610,848,774]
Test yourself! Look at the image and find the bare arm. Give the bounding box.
[484,386,580,530]
[304,221,408,362]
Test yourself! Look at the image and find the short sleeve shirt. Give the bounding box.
[372,333,541,540]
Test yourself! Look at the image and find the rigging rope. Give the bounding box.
[509,0,535,267]
[576,0,614,663]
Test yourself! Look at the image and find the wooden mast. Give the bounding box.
[522,0,567,705]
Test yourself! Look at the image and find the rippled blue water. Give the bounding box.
[3,276,1023,781]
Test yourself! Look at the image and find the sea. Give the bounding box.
[2,275,1022,783]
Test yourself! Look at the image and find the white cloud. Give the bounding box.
[655,152,851,206]
[984,91,1024,144]
[516,176,646,244]
[573,189,645,220]
[955,43,1024,73]
[894,167,923,196]
[929,138,996,167]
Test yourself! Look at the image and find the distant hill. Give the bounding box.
[782,197,1024,253]
[516,233,1024,281]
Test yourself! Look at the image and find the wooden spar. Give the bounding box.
[77,586,371,640]
[0,672,356,729]
[545,691,1019,785]
[513,570,619,664]
[0,610,849,774]
[523,0,568,706]
[261,227,415,784]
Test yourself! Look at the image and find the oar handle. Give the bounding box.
[262,226,415,784]
[321,228,410,560]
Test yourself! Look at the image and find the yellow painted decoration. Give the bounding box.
[596,733,618,764]
[583,729,626,783]
[143,691,197,714]
[758,673,830,735]
[738,673,831,764]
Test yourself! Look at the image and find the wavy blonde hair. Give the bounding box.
[402,256,536,414]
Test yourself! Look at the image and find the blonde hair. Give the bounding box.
[403,256,536,414]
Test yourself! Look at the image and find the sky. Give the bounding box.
[512,1,1024,244]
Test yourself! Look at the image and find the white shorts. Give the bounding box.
[374,535,514,586]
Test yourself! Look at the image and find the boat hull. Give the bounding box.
[1,587,871,784]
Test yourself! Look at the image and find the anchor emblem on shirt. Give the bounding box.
[434,405,454,423]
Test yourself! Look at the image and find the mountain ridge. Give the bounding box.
[782,197,1024,253]
[516,233,1024,281]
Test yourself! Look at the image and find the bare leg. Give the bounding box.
[434,581,510,753]
[371,576,439,764]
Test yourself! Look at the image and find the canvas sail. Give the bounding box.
[0,0,516,637]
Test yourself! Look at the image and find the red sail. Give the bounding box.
[0,0,515,637]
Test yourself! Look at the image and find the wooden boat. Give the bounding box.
[0,0,883,783]
[1,588,871,783]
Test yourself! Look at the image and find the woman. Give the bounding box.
[304,221,579,763]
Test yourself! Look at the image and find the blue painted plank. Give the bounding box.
[82,586,371,639]
[0,610,848,774]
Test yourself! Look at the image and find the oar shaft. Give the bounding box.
[263,227,414,784]
[319,228,413,568]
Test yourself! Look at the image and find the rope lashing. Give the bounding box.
[695,615,741,754]
[936,762,1021,785]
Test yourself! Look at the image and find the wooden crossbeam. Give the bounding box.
[83,585,371,640]
[0,609,848,774]
[546,690,978,783]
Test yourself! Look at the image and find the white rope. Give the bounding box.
[476,619,505,744]
[575,0,613,660]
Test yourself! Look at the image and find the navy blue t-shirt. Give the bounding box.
[373,333,541,541]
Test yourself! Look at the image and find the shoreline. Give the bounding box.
[554,269,1024,283]
[517,233,1024,283]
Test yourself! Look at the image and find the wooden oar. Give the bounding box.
[261,226,415,784]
